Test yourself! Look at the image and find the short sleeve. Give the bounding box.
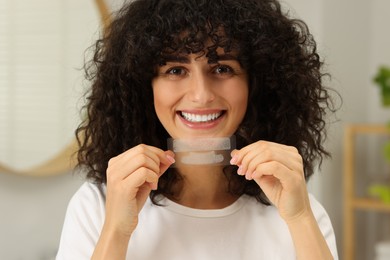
[56,182,106,260]
[309,194,339,260]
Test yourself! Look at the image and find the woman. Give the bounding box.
[57,0,338,259]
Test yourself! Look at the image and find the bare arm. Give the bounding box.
[92,227,132,260]
[231,141,334,260]
[286,212,333,260]
[91,144,175,260]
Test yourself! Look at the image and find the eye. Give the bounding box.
[213,64,234,76]
[166,67,186,76]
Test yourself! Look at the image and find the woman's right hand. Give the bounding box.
[103,144,175,237]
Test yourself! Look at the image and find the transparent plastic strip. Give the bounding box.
[167,136,236,166]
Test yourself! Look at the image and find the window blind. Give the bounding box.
[0,0,101,170]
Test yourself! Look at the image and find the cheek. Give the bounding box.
[153,88,166,118]
[152,82,178,119]
[226,84,249,114]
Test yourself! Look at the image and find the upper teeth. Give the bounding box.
[181,112,222,122]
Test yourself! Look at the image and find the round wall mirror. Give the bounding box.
[0,0,110,176]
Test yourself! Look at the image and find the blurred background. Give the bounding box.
[0,0,389,259]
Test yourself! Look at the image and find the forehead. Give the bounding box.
[161,46,239,62]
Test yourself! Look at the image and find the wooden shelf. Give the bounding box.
[345,124,389,134]
[352,198,390,212]
[343,124,390,260]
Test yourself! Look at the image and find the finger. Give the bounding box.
[108,145,174,180]
[124,167,160,194]
[233,141,297,163]
[159,151,175,175]
[252,161,302,190]
[246,148,302,178]
[143,147,175,175]
[116,144,162,167]
[231,141,302,173]
[107,152,161,181]
[230,149,239,164]
[240,141,296,155]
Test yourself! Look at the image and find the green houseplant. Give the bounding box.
[373,66,390,107]
[368,66,390,204]
[373,66,390,162]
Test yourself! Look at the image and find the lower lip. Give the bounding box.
[178,113,225,130]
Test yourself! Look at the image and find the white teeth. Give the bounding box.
[181,112,222,123]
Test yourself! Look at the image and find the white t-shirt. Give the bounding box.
[56,182,338,260]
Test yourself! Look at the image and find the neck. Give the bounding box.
[170,165,238,209]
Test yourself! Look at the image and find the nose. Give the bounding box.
[187,73,215,104]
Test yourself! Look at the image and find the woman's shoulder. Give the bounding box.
[72,181,105,200]
[307,193,332,222]
[66,181,107,217]
[56,182,107,258]
[308,194,339,258]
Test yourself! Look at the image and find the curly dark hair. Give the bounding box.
[76,0,336,205]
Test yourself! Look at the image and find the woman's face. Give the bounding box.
[152,50,248,139]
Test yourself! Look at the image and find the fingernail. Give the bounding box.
[237,166,244,175]
[151,182,158,190]
[230,155,238,165]
[166,154,176,164]
[245,172,252,180]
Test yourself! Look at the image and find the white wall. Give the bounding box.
[368,0,390,122]
[0,0,102,259]
[0,0,101,170]
[322,1,390,259]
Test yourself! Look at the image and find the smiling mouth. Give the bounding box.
[179,111,225,123]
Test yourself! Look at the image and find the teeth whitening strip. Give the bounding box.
[167,136,236,166]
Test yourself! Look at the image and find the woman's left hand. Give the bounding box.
[230,140,312,223]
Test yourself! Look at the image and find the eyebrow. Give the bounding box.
[162,55,190,64]
[161,53,239,64]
